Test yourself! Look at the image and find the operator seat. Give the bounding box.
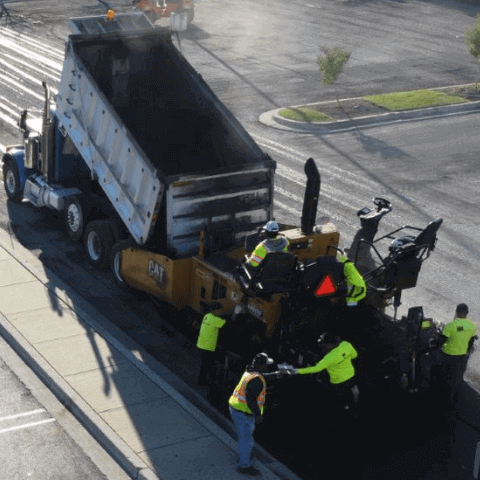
[239,252,298,295]
[413,218,443,253]
[381,218,443,291]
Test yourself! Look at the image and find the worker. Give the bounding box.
[196,312,226,386]
[228,352,285,476]
[439,303,478,403]
[338,252,367,307]
[247,221,289,268]
[286,333,359,413]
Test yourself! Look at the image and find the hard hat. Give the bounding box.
[252,352,274,369]
[263,221,279,237]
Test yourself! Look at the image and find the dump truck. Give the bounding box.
[2,12,446,401]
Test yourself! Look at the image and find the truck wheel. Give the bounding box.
[84,221,114,270]
[110,240,134,289]
[3,159,23,203]
[65,196,90,242]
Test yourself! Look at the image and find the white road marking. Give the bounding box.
[0,26,64,60]
[0,34,63,71]
[0,408,46,422]
[0,72,45,102]
[0,418,56,434]
[0,56,60,90]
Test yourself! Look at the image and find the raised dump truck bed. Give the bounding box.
[55,23,274,256]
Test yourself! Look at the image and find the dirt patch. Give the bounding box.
[308,99,388,121]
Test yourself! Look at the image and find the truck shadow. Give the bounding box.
[3,195,246,478]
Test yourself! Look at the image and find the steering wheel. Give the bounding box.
[373,197,392,211]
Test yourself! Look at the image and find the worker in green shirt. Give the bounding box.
[439,303,478,403]
[196,312,226,386]
[286,333,359,412]
[338,253,367,307]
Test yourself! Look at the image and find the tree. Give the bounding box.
[317,47,350,85]
[465,14,480,62]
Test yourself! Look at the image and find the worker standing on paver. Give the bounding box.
[338,253,367,307]
[228,353,284,477]
[439,303,478,403]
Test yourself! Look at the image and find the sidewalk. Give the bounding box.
[259,96,480,133]
[0,226,299,480]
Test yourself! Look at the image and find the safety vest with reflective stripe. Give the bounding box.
[249,236,289,267]
[338,254,367,306]
[229,372,266,415]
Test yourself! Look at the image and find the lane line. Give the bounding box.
[0,36,63,71]
[0,418,55,434]
[0,26,64,60]
[0,408,46,422]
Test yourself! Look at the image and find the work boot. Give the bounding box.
[236,465,262,476]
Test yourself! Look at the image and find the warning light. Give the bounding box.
[313,275,337,297]
[106,9,116,21]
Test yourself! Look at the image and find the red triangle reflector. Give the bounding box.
[314,275,337,297]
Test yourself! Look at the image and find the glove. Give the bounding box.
[255,414,263,425]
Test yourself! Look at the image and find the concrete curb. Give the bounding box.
[259,99,480,133]
[0,227,301,480]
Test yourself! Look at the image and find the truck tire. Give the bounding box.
[3,159,23,203]
[84,220,114,270]
[65,196,90,242]
[110,240,134,289]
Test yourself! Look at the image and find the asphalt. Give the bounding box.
[259,95,480,134]
[0,226,300,480]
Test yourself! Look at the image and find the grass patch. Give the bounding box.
[278,107,333,122]
[363,89,467,111]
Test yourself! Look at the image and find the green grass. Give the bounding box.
[278,107,333,122]
[363,89,467,111]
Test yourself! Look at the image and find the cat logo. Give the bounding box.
[148,260,167,289]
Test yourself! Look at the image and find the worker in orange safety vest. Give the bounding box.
[228,353,285,476]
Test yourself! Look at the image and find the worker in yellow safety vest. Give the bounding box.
[247,221,289,268]
[338,253,367,306]
[196,313,226,386]
[228,353,285,476]
[286,333,359,413]
[439,303,478,403]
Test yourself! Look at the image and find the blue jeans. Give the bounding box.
[229,406,255,468]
